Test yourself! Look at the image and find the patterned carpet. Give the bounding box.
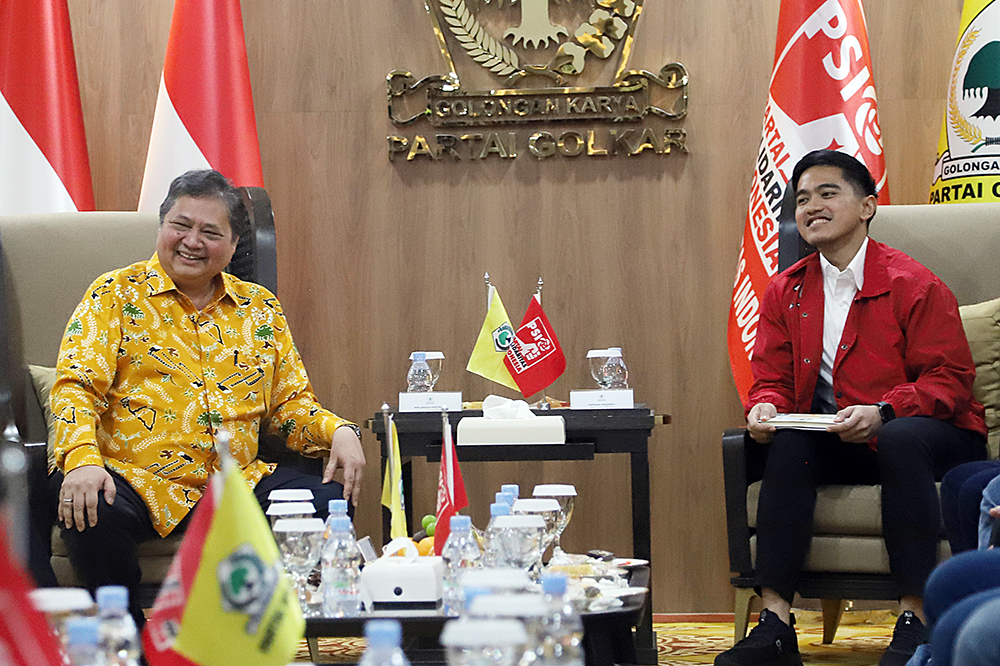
[293,611,897,664]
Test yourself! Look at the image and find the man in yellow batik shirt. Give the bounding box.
[50,170,365,628]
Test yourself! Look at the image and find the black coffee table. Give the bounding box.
[304,567,651,666]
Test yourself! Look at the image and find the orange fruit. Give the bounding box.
[417,536,435,556]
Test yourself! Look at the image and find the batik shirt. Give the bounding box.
[52,253,354,536]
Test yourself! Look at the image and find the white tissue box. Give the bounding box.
[359,556,444,610]
[456,415,565,446]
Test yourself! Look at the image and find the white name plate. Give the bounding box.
[570,389,635,410]
[398,391,463,413]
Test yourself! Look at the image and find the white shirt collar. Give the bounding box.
[819,236,868,292]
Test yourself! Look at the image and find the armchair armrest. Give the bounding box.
[723,427,754,576]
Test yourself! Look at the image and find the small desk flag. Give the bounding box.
[503,296,566,398]
[0,528,64,666]
[433,416,468,555]
[467,289,519,390]
[726,0,888,406]
[0,0,94,214]
[142,464,303,666]
[381,419,408,540]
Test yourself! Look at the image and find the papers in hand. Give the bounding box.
[765,413,839,430]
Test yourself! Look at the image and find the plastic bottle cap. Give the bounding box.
[65,616,100,645]
[500,484,519,498]
[541,572,569,595]
[450,514,472,531]
[328,515,353,532]
[496,491,515,506]
[490,503,511,517]
[328,499,349,515]
[96,585,129,613]
[365,619,402,647]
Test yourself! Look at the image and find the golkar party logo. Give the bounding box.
[931,1,1000,202]
[387,0,690,161]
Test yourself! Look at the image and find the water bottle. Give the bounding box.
[602,347,629,389]
[536,573,584,666]
[406,352,433,392]
[482,502,511,567]
[65,616,102,666]
[96,586,140,666]
[441,515,481,615]
[325,498,355,540]
[322,515,362,617]
[359,620,410,666]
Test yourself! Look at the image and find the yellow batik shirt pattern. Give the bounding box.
[52,253,353,536]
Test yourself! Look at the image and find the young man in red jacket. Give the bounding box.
[716,150,987,666]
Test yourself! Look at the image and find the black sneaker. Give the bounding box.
[878,611,928,666]
[715,608,803,666]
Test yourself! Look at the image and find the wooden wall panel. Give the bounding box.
[65,0,964,612]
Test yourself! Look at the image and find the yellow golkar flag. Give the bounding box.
[142,462,303,666]
[466,288,519,390]
[380,419,408,540]
[929,0,1000,204]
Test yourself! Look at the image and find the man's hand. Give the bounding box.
[828,405,882,443]
[324,425,366,506]
[747,403,778,443]
[58,465,115,531]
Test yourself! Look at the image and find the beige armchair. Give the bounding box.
[723,202,1000,643]
[0,187,287,602]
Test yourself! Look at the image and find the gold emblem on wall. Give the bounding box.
[388,0,688,160]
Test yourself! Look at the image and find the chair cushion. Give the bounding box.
[750,534,951,574]
[746,481,945,536]
[960,296,1000,459]
[27,364,57,473]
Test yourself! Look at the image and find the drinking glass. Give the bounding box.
[531,484,576,561]
[272,518,325,617]
[491,515,546,580]
[587,349,612,389]
[409,351,444,390]
[511,499,560,559]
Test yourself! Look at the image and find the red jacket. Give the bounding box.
[748,239,986,439]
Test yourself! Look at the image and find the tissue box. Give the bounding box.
[359,556,444,610]
[457,415,565,446]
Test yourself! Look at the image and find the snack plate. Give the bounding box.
[612,558,649,568]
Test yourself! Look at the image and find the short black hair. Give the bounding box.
[790,150,878,224]
[158,170,248,240]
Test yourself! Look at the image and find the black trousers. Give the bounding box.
[55,466,344,629]
[755,417,986,603]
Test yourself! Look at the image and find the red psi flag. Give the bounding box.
[138,0,263,211]
[727,0,889,405]
[433,416,468,556]
[504,296,567,398]
[0,0,94,214]
[0,528,64,666]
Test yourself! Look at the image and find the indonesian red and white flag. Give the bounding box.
[504,295,567,398]
[0,527,64,666]
[0,0,94,214]
[433,417,468,556]
[137,0,263,212]
[727,0,889,405]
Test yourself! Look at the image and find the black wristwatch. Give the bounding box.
[339,423,363,440]
[875,401,895,424]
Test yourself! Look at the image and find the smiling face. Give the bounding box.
[794,165,877,269]
[156,195,238,299]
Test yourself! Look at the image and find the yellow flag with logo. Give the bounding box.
[466,288,519,390]
[929,0,1000,203]
[142,464,303,666]
[380,419,408,539]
